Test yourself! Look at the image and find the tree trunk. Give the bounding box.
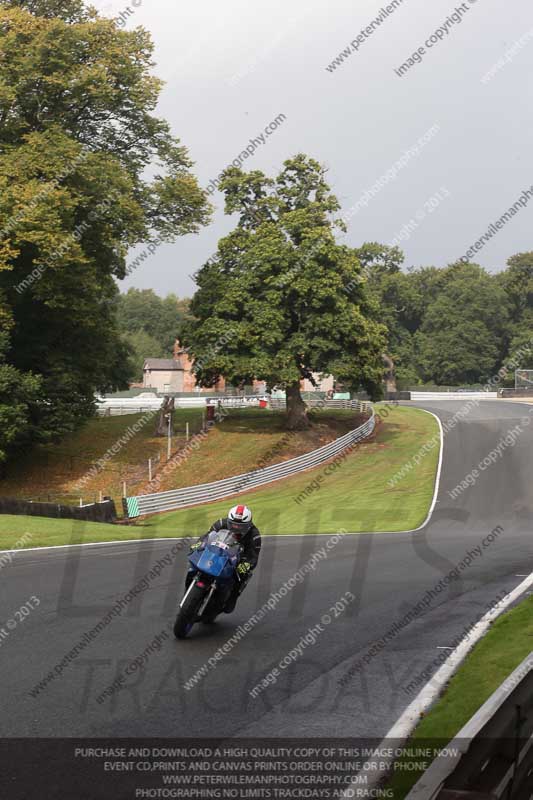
[155,396,175,437]
[382,353,397,394]
[286,381,310,430]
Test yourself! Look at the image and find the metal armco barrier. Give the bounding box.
[307,399,372,410]
[410,391,498,401]
[123,409,375,518]
[407,652,533,799]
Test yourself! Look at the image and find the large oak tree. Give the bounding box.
[185,155,386,429]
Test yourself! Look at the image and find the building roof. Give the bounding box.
[143,358,183,371]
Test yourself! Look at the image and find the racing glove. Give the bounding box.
[189,541,204,551]
[237,561,252,576]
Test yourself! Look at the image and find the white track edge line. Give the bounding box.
[400,409,443,534]
[386,570,533,739]
[341,570,533,798]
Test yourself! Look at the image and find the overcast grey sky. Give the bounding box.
[93,0,533,297]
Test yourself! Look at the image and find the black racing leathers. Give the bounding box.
[186,518,261,613]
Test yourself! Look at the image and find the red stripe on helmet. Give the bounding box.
[236,505,245,516]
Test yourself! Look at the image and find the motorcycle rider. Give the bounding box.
[187,505,261,613]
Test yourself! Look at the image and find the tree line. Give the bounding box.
[356,245,533,388]
[0,0,531,464]
[119,248,533,397]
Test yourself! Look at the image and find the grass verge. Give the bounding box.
[0,516,141,550]
[141,405,438,536]
[151,407,366,493]
[0,406,439,548]
[0,409,203,507]
[387,594,533,798]
[0,408,360,507]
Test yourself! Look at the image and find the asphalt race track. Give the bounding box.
[1,400,533,740]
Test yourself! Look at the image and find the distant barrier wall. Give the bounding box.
[0,497,117,523]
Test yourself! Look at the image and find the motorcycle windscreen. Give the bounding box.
[196,549,231,577]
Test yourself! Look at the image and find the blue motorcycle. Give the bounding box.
[174,529,243,639]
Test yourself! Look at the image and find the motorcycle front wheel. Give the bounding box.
[174,583,207,639]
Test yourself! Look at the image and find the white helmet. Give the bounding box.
[228,504,253,537]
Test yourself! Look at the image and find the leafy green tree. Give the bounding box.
[377,265,456,387]
[354,242,404,283]
[185,155,386,429]
[501,252,533,319]
[0,0,209,461]
[499,252,533,374]
[124,329,166,382]
[505,317,533,374]
[117,289,191,353]
[373,271,424,387]
[0,295,43,467]
[353,244,424,387]
[342,247,531,389]
[415,263,510,385]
